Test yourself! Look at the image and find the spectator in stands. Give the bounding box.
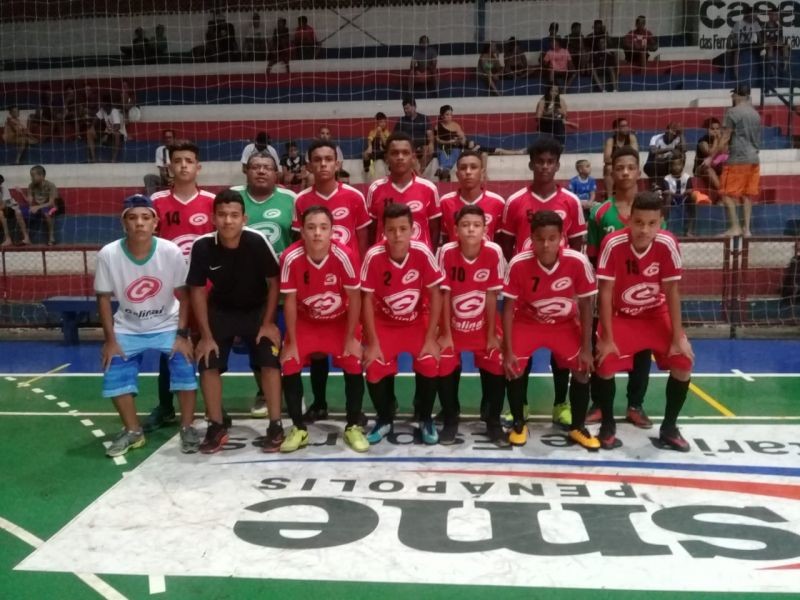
[726,5,762,80]
[28,85,56,141]
[543,37,575,88]
[267,17,292,73]
[781,239,800,307]
[363,111,390,180]
[243,12,267,60]
[434,105,467,181]
[26,165,59,245]
[294,15,319,60]
[409,35,438,93]
[281,142,310,187]
[623,15,658,68]
[3,106,37,165]
[204,9,239,61]
[130,27,152,62]
[659,157,698,237]
[62,84,78,134]
[540,22,560,57]
[565,22,590,79]
[87,96,127,163]
[536,85,569,146]
[0,174,31,246]
[602,117,638,196]
[586,19,618,92]
[502,37,531,79]
[716,84,761,238]
[763,9,789,75]
[119,80,139,121]
[643,122,685,181]
[477,42,503,96]
[394,97,434,170]
[240,131,280,173]
[154,24,168,58]
[694,117,725,193]
[569,159,597,217]
[144,129,175,196]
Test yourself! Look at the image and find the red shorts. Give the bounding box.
[508,319,585,376]
[439,327,504,377]
[281,317,362,376]
[596,309,693,377]
[366,317,437,383]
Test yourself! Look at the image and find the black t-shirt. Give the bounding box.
[394,113,430,148]
[281,154,306,174]
[694,134,711,172]
[187,228,279,311]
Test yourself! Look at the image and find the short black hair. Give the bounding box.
[30,165,46,177]
[301,204,333,226]
[375,111,387,120]
[385,131,413,149]
[611,145,640,166]
[456,149,483,165]
[528,137,563,161]
[214,188,245,211]
[455,204,485,224]
[402,97,416,108]
[632,191,663,213]
[530,210,563,233]
[703,116,721,129]
[612,117,628,129]
[307,139,338,160]
[169,139,200,160]
[246,150,278,170]
[383,202,413,225]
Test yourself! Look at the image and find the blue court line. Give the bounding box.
[218,455,800,478]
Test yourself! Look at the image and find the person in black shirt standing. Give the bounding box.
[187,189,283,453]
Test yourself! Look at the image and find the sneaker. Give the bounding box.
[262,422,285,453]
[344,425,369,452]
[659,427,691,452]
[199,422,228,454]
[486,423,511,448]
[501,405,529,427]
[106,429,145,457]
[280,427,309,453]
[508,421,528,446]
[585,404,602,424]
[142,406,176,433]
[179,426,200,454]
[420,419,439,445]
[598,426,622,450]
[303,405,329,423]
[625,405,653,429]
[366,421,392,444]
[552,402,572,427]
[568,427,601,451]
[439,422,458,445]
[250,395,268,418]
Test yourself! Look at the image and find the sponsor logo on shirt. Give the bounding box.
[332,207,350,220]
[621,283,660,306]
[401,269,420,284]
[473,269,490,283]
[643,263,660,277]
[303,292,343,318]
[383,289,420,316]
[172,233,199,257]
[189,213,209,226]
[263,208,282,219]
[551,277,573,291]
[406,200,424,213]
[333,225,351,245]
[324,274,337,286]
[452,291,485,320]
[125,276,162,303]
[253,221,282,245]
[531,297,573,322]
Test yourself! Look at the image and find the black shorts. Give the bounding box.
[200,305,280,373]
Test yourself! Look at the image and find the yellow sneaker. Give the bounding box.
[552,402,572,427]
[508,423,528,446]
[280,427,309,453]
[344,425,369,453]
[568,427,601,450]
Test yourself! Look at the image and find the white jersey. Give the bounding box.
[240,142,281,168]
[94,237,187,335]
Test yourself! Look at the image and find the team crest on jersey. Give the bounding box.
[452,291,486,319]
[331,207,350,220]
[473,269,490,283]
[531,298,572,322]
[622,283,660,306]
[125,276,162,303]
[333,225,351,245]
[189,213,208,226]
[262,208,282,219]
[384,290,420,316]
[255,222,281,244]
[406,200,424,213]
[643,262,661,277]
[551,277,573,291]
[303,292,343,318]
[324,274,337,286]
[401,269,420,284]
[172,234,198,256]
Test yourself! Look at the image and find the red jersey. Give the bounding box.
[292,183,371,256]
[503,248,597,324]
[438,241,505,334]
[280,239,360,322]
[361,240,444,325]
[499,185,586,254]
[367,175,441,248]
[439,189,505,242]
[596,229,682,317]
[151,188,215,259]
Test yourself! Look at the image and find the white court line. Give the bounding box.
[56,402,69,408]
[148,575,166,594]
[0,516,128,600]
[31,388,44,394]
[731,369,756,382]
[44,394,57,400]
[91,429,105,438]
[80,419,94,427]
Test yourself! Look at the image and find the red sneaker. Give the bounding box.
[585,405,602,424]
[598,426,622,450]
[659,427,691,452]
[625,405,653,429]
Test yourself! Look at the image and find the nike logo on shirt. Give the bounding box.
[210,265,222,270]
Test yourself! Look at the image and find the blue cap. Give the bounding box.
[122,194,156,216]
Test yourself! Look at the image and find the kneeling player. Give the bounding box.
[361,203,444,444]
[437,205,507,445]
[96,195,198,457]
[279,205,367,452]
[594,191,694,451]
[502,211,598,448]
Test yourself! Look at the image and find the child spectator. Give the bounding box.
[363,112,390,180]
[543,37,574,88]
[26,165,60,245]
[281,142,309,187]
[536,85,569,146]
[693,117,725,193]
[87,97,127,163]
[565,22,590,78]
[434,104,466,181]
[502,37,530,79]
[660,157,703,237]
[267,17,291,73]
[569,159,597,217]
[477,42,503,96]
[3,106,37,165]
[0,174,31,246]
[586,20,619,91]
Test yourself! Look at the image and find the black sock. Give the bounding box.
[367,376,394,423]
[252,367,264,398]
[569,379,590,430]
[479,368,489,419]
[344,372,365,426]
[594,376,617,431]
[309,357,329,409]
[506,373,528,423]
[482,370,506,425]
[415,373,438,421]
[282,373,306,428]
[437,370,460,425]
[663,376,690,431]
[453,365,462,414]
[157,353,174,411]
[363,158,371,171]
[627,349,651,408]
[551,355,570,405]
[522,357,532,405]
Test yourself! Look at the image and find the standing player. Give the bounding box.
[497,138,586,427]
[502,211,598,448]
[594,191,694,451]
[367,132,441,250]
[585,146,657,429]
[280,206,367,452]
[145,140,215,433]
[96,195,198,457]
[361,203,444,444]
[439,149,505,243]
[188,190,283,453]
[437,205,507,445]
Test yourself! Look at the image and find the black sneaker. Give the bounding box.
[486,422,510,448]
[262,422,285,453]
[199,422,228,454]
[142,405,177,433]
[439,422,458,445]
[303,405,329,423]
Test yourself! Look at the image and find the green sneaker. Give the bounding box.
[552,402,572,427]
[501,404,529,427]
[344,425,369,452]
[106,429,145,457]
[280,427,309,453]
